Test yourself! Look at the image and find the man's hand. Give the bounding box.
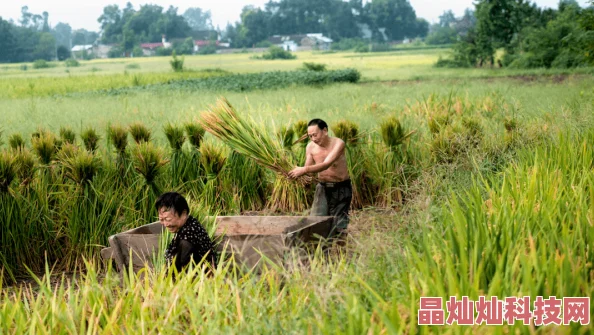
[288,166,307,179]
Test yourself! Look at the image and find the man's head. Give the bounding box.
[307,119,329,145]
[155,192,190,233]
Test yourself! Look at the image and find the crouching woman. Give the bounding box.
[156,192,217,276]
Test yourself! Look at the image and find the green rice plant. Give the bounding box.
[332,120,360,146]
[13,148,36,187]
[59,126,77,145]
[406,131,594,332]
[379,117,414,151]
[80,127,100,152]
[0,151,16,192]
[31,131,57,165]
[184,121,205,149]
[129,122,152,144]
[8,134,25,150]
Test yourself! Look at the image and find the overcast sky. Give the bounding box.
[1,0,590,31]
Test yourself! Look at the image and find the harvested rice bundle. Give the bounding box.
[199,98,312,187]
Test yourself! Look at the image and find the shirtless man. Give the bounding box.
[288,119,352,237]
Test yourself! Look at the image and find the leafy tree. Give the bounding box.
[56,45,70,60]
[183,7,213,31]
[52,23,72,49]
[365,0,419,41]
[33,32,56,61]
[0,18,18,63]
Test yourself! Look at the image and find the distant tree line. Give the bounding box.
[0,7,98,63]
[0,0,429,63]
[438,0,594,68]
[224,0,429,48]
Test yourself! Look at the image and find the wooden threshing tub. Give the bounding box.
[100,216,335,272]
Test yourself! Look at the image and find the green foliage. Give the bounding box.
[33,59,52,69]
[125,63,141,69]
[170,51,184,72]
[64,58,80,67]
[198,44,217,55]
[370,43,392,52]
[332,38,368,51]
[259,46,296,60]
[301,62,327,72]
[56,46,71,61]
[164,69,361,92]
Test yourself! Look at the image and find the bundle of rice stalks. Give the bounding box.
[332,120,360,146]
[13,148,35,187]
[129,122,152,144]
[163,123,186,152]
[224,151,266,212]
[32,131,57,165]
[8,134,25,150]
[81,127,100,152]
[184,121,205,149]
[277,125,295,149]
[199,141,227,179]
[292,120,309,147]
[198,141,236,212]
[380,117,415,151]
[131,142,168,185]
[107,124,129,154]
[0,151,16,192]
[59,145,100,188]
[199,98,311,186]
[59,126,77,145]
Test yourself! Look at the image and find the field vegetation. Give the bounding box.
[0,48,593,333]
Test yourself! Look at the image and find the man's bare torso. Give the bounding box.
[308,137,350,182]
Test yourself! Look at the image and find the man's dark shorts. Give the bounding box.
[310,179,352,234]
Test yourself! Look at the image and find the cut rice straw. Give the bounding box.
[199,98,313,186]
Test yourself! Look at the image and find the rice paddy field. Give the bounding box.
[1,48,593,334]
